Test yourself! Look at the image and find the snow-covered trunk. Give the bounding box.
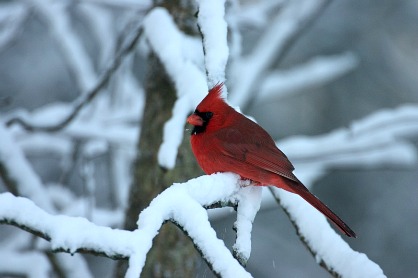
[115,3,203,276]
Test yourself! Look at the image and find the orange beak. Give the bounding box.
[187,114,204,126]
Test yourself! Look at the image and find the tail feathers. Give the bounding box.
[292,183,357,238]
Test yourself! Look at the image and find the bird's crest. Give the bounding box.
[196,82,225,111]
[208,82,224,100]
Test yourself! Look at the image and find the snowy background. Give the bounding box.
[1,0,418,277]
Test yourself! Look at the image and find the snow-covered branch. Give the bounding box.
[0,123,93,277]
[5,16,143,133]
[258,52,359,102]
[257,105,418,277]
[229,0,331,108]
[280,104,418,186]
[0,173,260,278]
[269,188,386,278]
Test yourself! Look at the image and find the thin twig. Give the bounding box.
[5,20,143,132]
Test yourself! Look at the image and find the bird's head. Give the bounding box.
[187,83,228,135]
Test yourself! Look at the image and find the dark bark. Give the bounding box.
[0,162,19,196]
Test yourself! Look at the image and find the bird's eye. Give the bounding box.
[205,112,213,119]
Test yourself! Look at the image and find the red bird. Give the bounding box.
[187,83,356,237]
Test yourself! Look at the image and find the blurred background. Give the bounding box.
[0,0,417,277]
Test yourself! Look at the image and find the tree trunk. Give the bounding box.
[115,1,204,276]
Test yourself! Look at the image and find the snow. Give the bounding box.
[0,193,134,256]
[143,8,208,169]
[232,185,262,265]
[0,122,96,276]
[145,1,230,169]
[135,173,253,277]
[271,188,386,278]
[0,173,258,278]
[1,1,414,276]
[196,0,229,89]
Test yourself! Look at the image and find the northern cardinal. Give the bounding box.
[187,83,356,237]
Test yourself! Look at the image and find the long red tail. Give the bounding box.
[289,182,357,238]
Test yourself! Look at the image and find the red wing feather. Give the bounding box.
[213,127,300,183]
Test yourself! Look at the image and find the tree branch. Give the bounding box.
[5,18,143,132]
[0,173,254,278]
[229,0,331,109]
[268,187,386,278]
[257,52,359,102]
